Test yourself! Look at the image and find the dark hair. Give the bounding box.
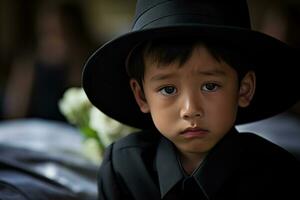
[126,37,252,89]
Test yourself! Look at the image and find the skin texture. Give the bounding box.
[130,45,256,174]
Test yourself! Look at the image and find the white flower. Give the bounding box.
[58,87,91,124]
[89,107,138,146]
[59,87,139,162]
[89,107,113,146]
[82,138,103,164]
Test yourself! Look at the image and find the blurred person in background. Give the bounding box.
[2,1,96,122]
[0,2,99,199]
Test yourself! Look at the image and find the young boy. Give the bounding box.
[82,0,300,199]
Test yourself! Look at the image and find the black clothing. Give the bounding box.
[98,129,300,200]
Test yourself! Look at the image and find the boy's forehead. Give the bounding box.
[144,46,236,78]
[144,44,222,69]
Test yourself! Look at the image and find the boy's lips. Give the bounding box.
[180,127,209,138]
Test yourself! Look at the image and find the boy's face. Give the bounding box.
[130,45,255,156]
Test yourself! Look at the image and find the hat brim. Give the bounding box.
[83,25,299,129]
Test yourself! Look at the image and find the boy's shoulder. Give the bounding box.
[236,132,299,164]
[237,132,289,151]
[100,130,161,168]
[98,131,162,199]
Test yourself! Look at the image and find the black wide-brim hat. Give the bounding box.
[82,0,299,129]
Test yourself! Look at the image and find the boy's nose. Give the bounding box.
[180,94,204,120]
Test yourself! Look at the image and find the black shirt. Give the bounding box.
[98,128,300,200]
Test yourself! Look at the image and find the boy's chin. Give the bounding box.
[176,140,216,155]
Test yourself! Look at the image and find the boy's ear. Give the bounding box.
[238,71,256,108]
[130,79,150,113]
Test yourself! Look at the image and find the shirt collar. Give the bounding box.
[155,128,243,199]
[155,137,183,198]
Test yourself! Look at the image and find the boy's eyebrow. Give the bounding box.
[150,68,227,82]
[197,68,227,76]
[150,73,176,82]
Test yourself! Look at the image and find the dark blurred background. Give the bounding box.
[0,0,136,121]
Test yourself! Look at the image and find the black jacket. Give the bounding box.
[98,129,300,200]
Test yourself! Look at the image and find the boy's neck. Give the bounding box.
[179,151,207,175]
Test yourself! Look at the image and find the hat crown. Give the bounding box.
[132,0,251,31]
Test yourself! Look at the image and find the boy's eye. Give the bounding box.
[202,83,220,91]
[159,86,177,96]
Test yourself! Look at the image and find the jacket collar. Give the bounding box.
[155,128,243,199]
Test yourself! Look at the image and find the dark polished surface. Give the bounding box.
[0,119,98,200]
